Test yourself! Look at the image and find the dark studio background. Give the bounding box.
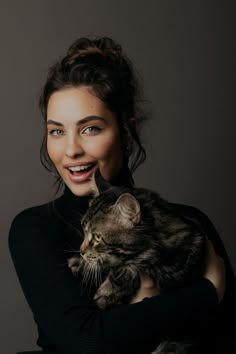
[1,1,235,353]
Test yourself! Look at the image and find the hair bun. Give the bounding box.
[65,36,123,66]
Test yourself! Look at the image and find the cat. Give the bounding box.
[67,168,207,354]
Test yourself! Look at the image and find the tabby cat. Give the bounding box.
[68,169,207,354]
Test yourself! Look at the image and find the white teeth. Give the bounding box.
[68,163,93,172]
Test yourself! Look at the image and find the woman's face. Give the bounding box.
[46,86,124,197]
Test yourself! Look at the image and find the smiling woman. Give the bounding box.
[39,37,147,198]
[8,36,235,354]
[46,86,124,196]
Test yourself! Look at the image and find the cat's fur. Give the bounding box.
[68,169,207,354]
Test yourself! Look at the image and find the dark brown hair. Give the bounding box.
[39,36,149,198]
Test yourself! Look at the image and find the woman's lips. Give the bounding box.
[66,164,98,183]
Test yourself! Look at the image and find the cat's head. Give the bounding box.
[80,168,143,267]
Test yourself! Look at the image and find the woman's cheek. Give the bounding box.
[47,141,62,163]
[86,138,113,159]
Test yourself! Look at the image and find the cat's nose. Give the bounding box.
[80,241,87,255]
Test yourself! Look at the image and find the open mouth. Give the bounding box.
[66,163,98,183]
[68,163,97,176]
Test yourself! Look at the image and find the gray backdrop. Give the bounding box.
[2,1,235,353]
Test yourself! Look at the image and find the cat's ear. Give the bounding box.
[115,193,140,226]
[90,167,112,197]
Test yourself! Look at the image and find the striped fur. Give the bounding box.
[68,170,207,354]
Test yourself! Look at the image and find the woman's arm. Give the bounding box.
[131,238,225,305]
[168,202,236,351]
[168,202,236,299]
[8,206,220,354]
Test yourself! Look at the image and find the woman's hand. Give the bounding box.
[203,239,225,303]
[130,239,225,305]
[129,273,160,304]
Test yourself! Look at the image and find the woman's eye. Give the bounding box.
[82,126,102,135]
[48,129,64,136]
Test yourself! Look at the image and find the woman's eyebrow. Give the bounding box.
[46,115,106,126]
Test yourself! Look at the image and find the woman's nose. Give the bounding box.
[64,134,84,158]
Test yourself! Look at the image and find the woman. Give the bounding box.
[8,36,235,354]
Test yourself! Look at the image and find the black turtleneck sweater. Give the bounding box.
[8,184,236,354]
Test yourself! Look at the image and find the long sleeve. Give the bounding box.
[169,202,236,300]
[8,203,223,354]
[168,202,236,351]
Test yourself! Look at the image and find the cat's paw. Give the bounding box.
[94,292,119,309]
[94,280,114,309]
[68,256,80,275]
[94,294,109,309]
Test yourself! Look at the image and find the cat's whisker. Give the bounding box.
[63,249,80,253]
[96,263,102,287]
[94,264,98,286]
[78,254,103,287]
[83,263,94,288]
[98,266,102,286]
[89,265,96,290]
[92,264,95,283]
[82,272,89,288]
[80,253,87,261]
[58,261,71,267]
[82,263,90,285]
[90,264,95,285]
[77,260,83,272]
[63,242,81,251]
[96,265,99,285]
[95,263,98,286]
[79,258,89,285]
[83,270,89,287]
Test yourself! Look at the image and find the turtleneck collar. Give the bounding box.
[63,183,91,204]
[63,183,92,210]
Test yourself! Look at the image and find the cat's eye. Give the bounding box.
[93,233,102,242]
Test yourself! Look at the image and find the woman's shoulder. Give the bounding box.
[169,200,236,292]
[169,200,235,273]
[167,201,226,254]
[8,203,48,249]
[167,201,210,221]
[167,201,217,236]
[10,195,63,229]
[10,202,51,228]
[8,197,63,251]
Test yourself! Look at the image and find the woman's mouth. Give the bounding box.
[66,163,97,183]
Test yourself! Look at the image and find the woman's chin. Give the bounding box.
[65,180,94,197]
